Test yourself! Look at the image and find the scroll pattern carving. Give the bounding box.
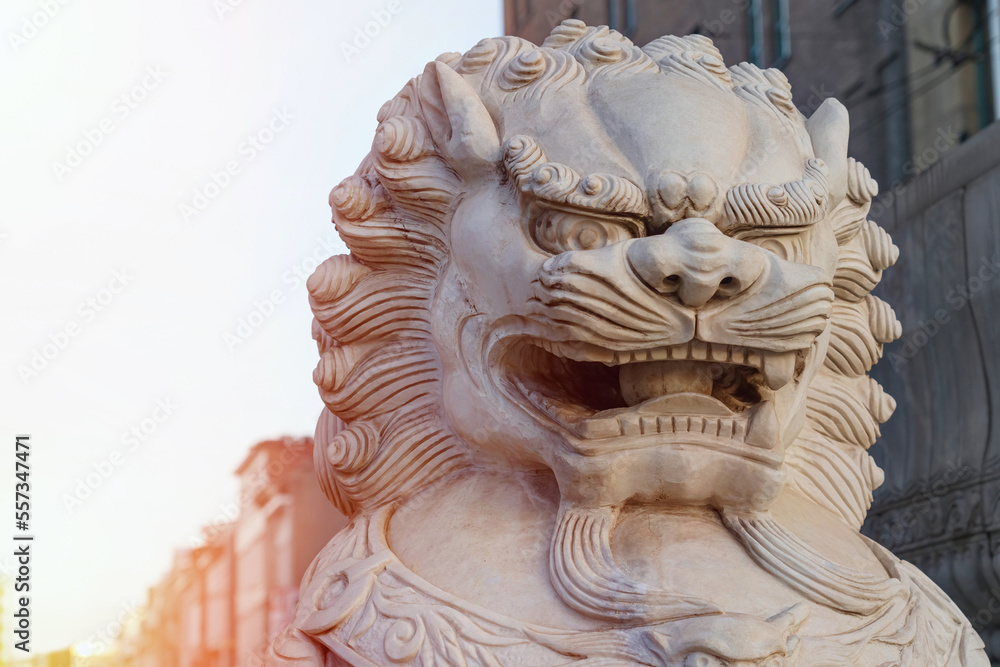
[504,135,648,216]
[722,159,830,231]
[269,506,984,666]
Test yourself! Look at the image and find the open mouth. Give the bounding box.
[502,339,805,456]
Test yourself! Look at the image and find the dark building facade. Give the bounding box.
[864,120,1000,660]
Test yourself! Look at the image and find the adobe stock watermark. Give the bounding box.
[8,0,72,53]
[878,0,931,39]
[971,589,1000,632]
[536,0,587,31]
[224,235,341,351]
[213,0,248,20]
[874,461,971,546]
[731,83,835,182]
[888,252,1000,371]
[51,65,168,182]
[0,552,23,586]
[340,0,405,63]
[869,126,961,219]
[701,0,753,38]
[71,600,142,665]
[178,107,294,222]
[61,398,179,513]
[16,269,134,385]
[188,443,301,549]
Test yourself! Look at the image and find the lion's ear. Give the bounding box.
[806,98,850,207]
[418,60,501,178]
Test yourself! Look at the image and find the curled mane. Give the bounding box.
[307,71,471,515]
[787,157,901,529]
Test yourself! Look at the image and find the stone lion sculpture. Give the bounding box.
[266,22,987,666]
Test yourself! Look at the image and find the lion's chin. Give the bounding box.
[549,436,788,512]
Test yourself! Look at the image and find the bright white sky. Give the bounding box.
[0,0,501,655]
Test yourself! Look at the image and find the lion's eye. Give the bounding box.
[532,210,636,254]
[735,228,809,263]
[683,653,724,667]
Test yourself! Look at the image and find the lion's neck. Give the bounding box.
[386,466,888,630]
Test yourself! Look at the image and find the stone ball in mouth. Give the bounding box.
[619,359,764,412]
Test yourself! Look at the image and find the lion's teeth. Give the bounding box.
[576,413,752,439]
[640,416,658,434]
[577,418,622,439]
[586,347,615,366]
[745,401,778,449]
[762,351,796,390]
[745,349,763,371]
[649,347,668,361]
[619,414,641,436]
[708,344,728,362]
[689,340,708,360]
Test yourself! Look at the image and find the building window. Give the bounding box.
[748,0,791,68]
[607,0,638,37]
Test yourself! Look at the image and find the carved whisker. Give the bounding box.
[549,505,719,623]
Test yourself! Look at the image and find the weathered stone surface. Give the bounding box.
[267,22,987,666]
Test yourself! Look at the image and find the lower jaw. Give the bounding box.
[544,431,787,513]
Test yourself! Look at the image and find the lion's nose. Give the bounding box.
[626,218,765,308]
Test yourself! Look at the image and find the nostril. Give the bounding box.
[663,274,682,291]
[717,276,742,298]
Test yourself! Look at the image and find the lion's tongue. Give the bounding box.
[633,392,734,415]
[619,360,713,406]
[588,391,734,421]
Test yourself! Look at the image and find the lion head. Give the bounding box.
[305,23,902,625]
[309,20,897,521]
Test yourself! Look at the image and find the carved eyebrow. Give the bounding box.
[720,159,831,232]
[503,135,650,218]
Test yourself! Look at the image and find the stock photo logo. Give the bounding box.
[50,66,167,182]
[339,0,406,62]
[16,270,134,385]
[223,235,342,352]
[178,107,294,222]
[61,399,179,513]
[886,251,1000,372]
[7,0,72,53]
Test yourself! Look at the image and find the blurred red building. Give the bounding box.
[118,437,346,666]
